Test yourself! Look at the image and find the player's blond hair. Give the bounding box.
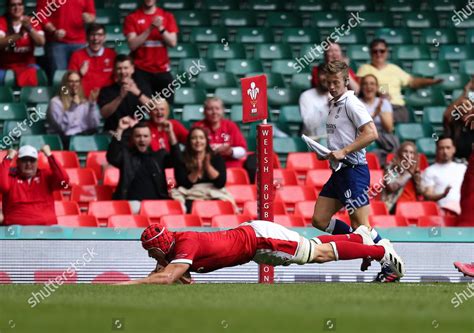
[322,61,349,81]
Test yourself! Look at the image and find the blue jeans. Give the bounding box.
[45,42,85,78]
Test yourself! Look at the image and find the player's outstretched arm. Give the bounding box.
[118,264,190,285]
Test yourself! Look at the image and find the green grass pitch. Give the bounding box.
[0,283,472,333]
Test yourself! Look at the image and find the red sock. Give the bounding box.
[316,233,363,244]
[332,241,385,261]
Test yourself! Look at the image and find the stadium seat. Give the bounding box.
[105,25,125,43]
[281,28,320,44]
[211,214,251,228]
[88,201,132,226]
[2,70,15,87]
[168,43,200,59]
[19,86,52,105]
[191,200,236,225]
[173,88,207,106]
[95,8,120,24]
[19,135,63,150]
[196,72,237,90]
[225,59,264,76]
[160,214,202,228]
[420,29,457,45]
[0,103,28,121]
[242,200,287,219]
[366,153,381,170]
[174,10,211,27]
[293,0,327,11]
[86,151,108,180]
[435,73,470,91]
[335,29,367,45]
[226,185,257,208]
[54,201,80,216]
[202,0,239,10]
[65,168,98,186]
[273,169,298,186]
[423,106,445,130]
[417,215,457,227]
[276,106,302,135]
[395,202,441,224]
[439,45,474,61]
[290,73,312,91]
[268,88,299,107]
[248,0,285,10]
[226,167,250,185]
[346,45,371,61]
[70,185,114,209]
[140,200,185,224]
[161,0,193,10]
[374,28,412,44]
[369,215,409,227]
[265,12,301,28]
[384,0,417,12]
[103,167,119,187]
[358,12,392,28]
[234,27,273,44]
[107,215,150,228]
[181,105,204,122]
[416,138,436,159]
[189,27,227,43]
[219,11,257,27]
[214,88,242,105]
[305,169,332,191]
[400,12,437,28]
[310,12,346,28]
[340,0,374,11]
[254,44,293,60]
[52,151,80,168]
[274,215,306,227]
[2,120,46,139]
[294,200,316,225]
[57,215,99,227]
[369,202,389,216]
[0,87,13,102]
[392,45,431,61]
[459,60,474,75]
[178,58,216,73]
[207,44,246,60]
[275,185,317,210]
[405,86,446,108]
[395,123,431,142]
[273,138,307,164]
[411,60,451,77]
[271,59,302,76]
[286,152,330,178]
[369,170,384,190]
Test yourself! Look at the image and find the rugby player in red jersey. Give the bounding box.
[121,220,405,285]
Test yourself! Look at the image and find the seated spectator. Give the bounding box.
[0,145,69,226]
[359,74,399,165]
[421,136,467,215]
[35,0,95,79]
[98,54,153,132]
[299,65,330,139]
[193,97,247,168]
[148,98,188,152]
[171,127,236,213]
[106,117,170,201]
[311,43,359,94]
[47,71,101,148]
[444,76,474,160]
[0,0,45,86]
[357,39,442,123]
[68,23,116,98]
[381,142,423,214]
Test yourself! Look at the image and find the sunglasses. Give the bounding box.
[371,49,387,54]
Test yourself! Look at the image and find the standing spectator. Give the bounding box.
[171,127,235,213]
[0,0,45,86]
[381,142,423,213]
[0,145,69,226]
[68,23,116,98]
[47,71,101,148]
[421,136,467,215]
[359,74,399,165]
[299,65,330,139]
[311,43,359,94]
[357,39,442,123]
[193,97,247,168]
[34,0,95,79]
[124,0,178,103]
[98,54,153,132]
[148,98,188,152]
[106,117,170,201]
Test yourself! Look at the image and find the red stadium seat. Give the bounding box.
[305,169,332,191]
[369,215,409,227]
[366,153,381,170]
[276,185,317,210]
[369,201,389,216]
[86,151,108,180]
[108,215,150,228]
[294,200,316,225]
[160,214,202,228]
[92,271,130,284]
[395,202,440,224]
[417,216,457,227]
[53,190,65,201]
[246,152,281,169]
[273,169,298,186]
[191,200,236,225]
[57,215,99,227]
[226,167,250,185]
[52,151,80,168]
[274,215,306,227]
[140,200,185,223]
[386,153,429,171]
[103,167,120,187]
[211,214,251,228]
[54,201,80,216]
[88,201,132,226]
[286,152,330,181]
[0,271,11,284]
[242,200,287,219]
[226,185,257,209]
[65,168,98,186]
[369,170,384,187]
[35,270,77,284]
[70,185,114,210]
[334,210,351,224]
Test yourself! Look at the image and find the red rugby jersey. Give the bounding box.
[148,119,188,152]
[169,226,257,273]
[123,7,178,73]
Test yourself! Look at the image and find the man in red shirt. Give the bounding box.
[0,145,69,226]
[33,0,95,79]
[120,221,405,285]
[124,0,178,103]
[68,23,116,98]
[193,97,247,168]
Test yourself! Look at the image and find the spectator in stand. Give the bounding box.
[311,43,359,94]
[359,74,399,165]
[357,39,442,123]
[148,98,188,152]
[106,117,171,201]
[171,127,236,213]
[0,0,45,86]
[193,97,247,168]
[381,142,423,214]
[124,0,178,103]
[47,71,101,148]
[299,65,330,139]
[98,54,153,132]
[421,136,467,215]
[34,0,95,79]
[0,145,69,226]
[68,23,116,98]
[444,76,474,160]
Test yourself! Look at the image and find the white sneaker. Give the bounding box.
[353,225,375,245]
[378,239,406,280]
